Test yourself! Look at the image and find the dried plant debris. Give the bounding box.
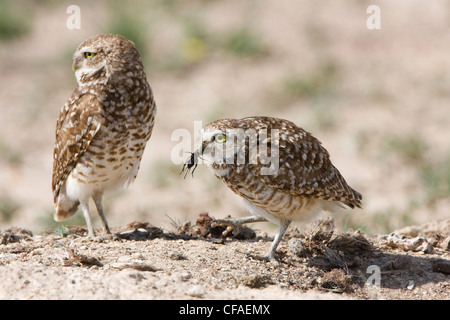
[443,237,450,251]
[389,219,450,252]
[238,275,273,289]
[380,233,434,253]
[175,212,222,238]
[195,212,223,238]
[176,212,256,240]
[63,248,102,267]
[318,269,353,293]
[394,219,450,237]
[0,227,33,245]
[288,218,373,270]
[117,221,164,240]
[116,221,164,241]
[286,218,450,295]
[118,263,158,272]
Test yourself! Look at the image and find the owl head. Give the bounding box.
[182,118,280,177]
[198,120,247,167]
[72,34,142,86]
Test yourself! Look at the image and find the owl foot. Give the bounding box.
[211,215,267,237]
[246,252,271,262]
[85,233,121,242]
[101,233,122,242]
[211,219,241,237]
[246,250,279,264]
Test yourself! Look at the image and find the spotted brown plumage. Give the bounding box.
[52,34,156,236]
[182,116,361,260]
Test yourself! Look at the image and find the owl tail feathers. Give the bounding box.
[343,187,363,210]
[54,195,80,222]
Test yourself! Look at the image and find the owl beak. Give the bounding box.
[201,140,210,154]
[72,57,82,72]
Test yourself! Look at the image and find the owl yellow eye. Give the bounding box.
[214,133,226,143]
[84,52,96,59]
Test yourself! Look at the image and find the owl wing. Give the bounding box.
[52,91,102,203]
[248,127,362,209]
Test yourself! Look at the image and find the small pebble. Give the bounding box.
[187,285,205,297]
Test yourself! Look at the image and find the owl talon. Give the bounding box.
[224,225,239,237]
[211,219,241,237]
[102,233,122,242]
[246,252,280,264]
[246,252,271,262]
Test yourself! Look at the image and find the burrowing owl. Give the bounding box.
[52,34,156,237]
[182,116,361,260]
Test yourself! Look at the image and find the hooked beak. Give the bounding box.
[201,140,209,153]
[72,56,82,72]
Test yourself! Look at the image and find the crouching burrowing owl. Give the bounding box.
[182,116,361,261]
[52,34,156,237]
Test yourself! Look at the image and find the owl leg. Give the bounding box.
[80,201,95,237]
[92,194,121,241]
[211,216,267,237]
[92,194,112,235]
[248,220,291,262]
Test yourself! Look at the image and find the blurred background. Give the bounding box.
[0,0,449,235]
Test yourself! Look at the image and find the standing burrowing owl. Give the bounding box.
[52,34,156,237]
[182,116,361,260]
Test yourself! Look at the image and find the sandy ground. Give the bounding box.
[1,216,449,300]
[0,1,449,301]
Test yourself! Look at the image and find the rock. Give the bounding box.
[288,238,306,256]
[187,285,205,297]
